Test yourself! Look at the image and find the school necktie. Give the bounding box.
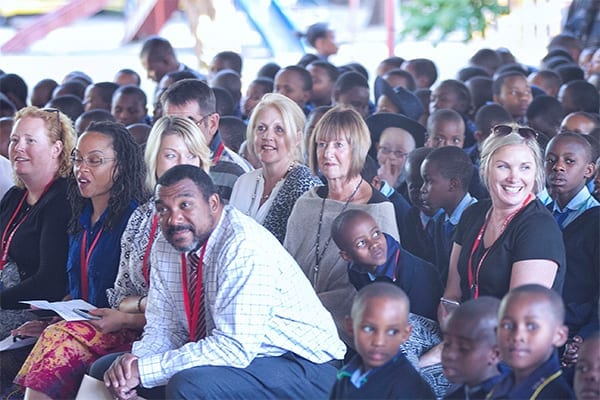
[187,251,207,341]
[443,220,455,253]
[553,209,572,229]
[443,220,455,238]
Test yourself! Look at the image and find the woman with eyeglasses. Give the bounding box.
[0,107,75,332]
[230,93,321,243]
[440,124,566,317]
[14,116,212,400]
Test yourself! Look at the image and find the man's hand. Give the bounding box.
[104,353,140,400]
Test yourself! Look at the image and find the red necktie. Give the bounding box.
[187,251,206,341]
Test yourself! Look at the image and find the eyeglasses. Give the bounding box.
[377,146,408,159]
[70,150,115,168]
[188,113,213,128]
[42,108,62,139]
[492,124,538,140]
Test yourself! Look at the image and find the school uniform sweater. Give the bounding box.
[486,352,575,400]
[330,350,436,399]
[347,233,442,321]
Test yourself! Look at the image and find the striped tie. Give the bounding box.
[187,251,207,341]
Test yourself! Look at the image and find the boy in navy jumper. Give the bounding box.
[442,297,505,399]
[574,332,600,400]
[420,146,477,284]
[330,282,435,399]
[402,147,440,263]
[488,285,575,399]
[331,209,442,321]
[545,132,599,342]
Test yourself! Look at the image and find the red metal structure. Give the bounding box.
[0,0,177,53]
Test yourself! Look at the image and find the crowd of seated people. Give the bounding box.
[0,27,598,400]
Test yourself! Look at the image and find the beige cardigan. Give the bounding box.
[284,187,399,345]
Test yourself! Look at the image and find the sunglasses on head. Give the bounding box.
[42,108,63,139]
[492,124,538,140]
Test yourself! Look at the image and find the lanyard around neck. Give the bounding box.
[467,194,533,299]
[0,181,54,271]
[213,142,225,164]
[80,227,104,301]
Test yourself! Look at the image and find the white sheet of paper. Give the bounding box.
[0,334,37,352]
[20,299,96,321]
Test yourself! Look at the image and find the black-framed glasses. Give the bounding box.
[70,149,115,168]
[42,108,62,139]
[377,146,408,159]
[492,124,538,140]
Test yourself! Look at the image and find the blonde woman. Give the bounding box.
[14,116,211,400]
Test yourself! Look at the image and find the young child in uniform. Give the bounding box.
[442,296,505,399]
[331,209,442,321]
[420,146,476,284]
[330,282,435,399]
[573,332,600,400]
[488,284,575,399]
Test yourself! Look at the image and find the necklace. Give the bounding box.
[314,178,363,284]
[248,162,296,215]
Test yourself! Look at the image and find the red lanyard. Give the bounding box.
[80,228,104,301]
[142,214,159,285]
[0,192,28,271]
[213,142,225,164]
[0,181,54,271]
[467,193,534,298]
[181,241,208,343]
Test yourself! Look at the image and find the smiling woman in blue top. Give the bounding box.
[66,121,148,308]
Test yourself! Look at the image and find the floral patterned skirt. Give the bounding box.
[13,320,139,399]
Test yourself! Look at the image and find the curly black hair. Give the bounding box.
[68,121,150,234]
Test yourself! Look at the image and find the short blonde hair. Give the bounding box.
[12,107,76,188]
[309,105,371,178]
[144,115,211,190]
[246,93,306,163]
[479,126,545,193]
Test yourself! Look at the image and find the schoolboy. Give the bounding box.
[83,81,119,112]
[468,103,512,166]
[488,284,575,399]
[420,146,476,284]
[111,85,151,126]
[492,71,532,124]
[402,58,438,89]
[331,209,442,321]
[307,60,339,107]
[442,297,505,399]
[545,132,599,340]
[274,65,313,115]
[241,77,273,120]
[401,147,439,263]
[426,109,466,149]
[429,79,476,148]
[333,71,371,119]
[574,332,600,400]
[330,282,436,399]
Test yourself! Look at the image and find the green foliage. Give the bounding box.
[399,0,509,44]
